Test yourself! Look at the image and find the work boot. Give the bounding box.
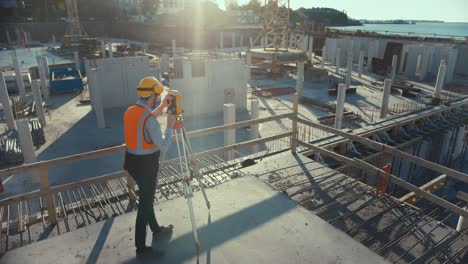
[136,246,164,259]
[153,225,173,240]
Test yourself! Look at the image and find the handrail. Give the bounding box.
[0,112,294,177]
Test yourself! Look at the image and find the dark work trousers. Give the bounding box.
[125,150,161,249]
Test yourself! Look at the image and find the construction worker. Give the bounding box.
[124,77,175,258]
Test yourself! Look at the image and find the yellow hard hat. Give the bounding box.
[136,77,164,97]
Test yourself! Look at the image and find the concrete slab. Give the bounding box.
[1,176,389,264]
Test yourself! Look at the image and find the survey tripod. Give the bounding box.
[160,113,211,253]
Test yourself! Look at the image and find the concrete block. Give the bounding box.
[434,60,446,98]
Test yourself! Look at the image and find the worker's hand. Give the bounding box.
[167,115,176,129]
[160,94,172,108]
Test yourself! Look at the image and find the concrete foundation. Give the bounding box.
[0,176,389,264]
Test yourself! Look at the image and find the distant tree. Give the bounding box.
[225,0,239,10]
[291,7,352,26]
[239,0,262,13]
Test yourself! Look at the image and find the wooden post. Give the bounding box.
[291,93,299,153]
[40,167,57,224]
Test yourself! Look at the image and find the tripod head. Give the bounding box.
[161,72,184,120]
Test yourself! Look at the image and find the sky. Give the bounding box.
[217,0,468,23]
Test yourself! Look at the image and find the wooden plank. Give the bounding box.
[297,117,468,183]
[185,112,294,138]
[399,174,447,204]
[39,168,57,224]
[297,140,468,217]
[191,132,293,160]
[457,191,468,202]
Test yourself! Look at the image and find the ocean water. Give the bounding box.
[330,22,468,40]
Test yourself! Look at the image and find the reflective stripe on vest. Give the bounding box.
[124,105,154,154]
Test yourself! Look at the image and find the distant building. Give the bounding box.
[226,9,259,24]
[158,0,189,15]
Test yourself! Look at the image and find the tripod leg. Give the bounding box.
[182,128,211,209]
[179,128,201,252]
[184,181,200,252]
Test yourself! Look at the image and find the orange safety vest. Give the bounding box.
[124,105,154,153]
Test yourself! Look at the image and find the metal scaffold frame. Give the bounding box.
[261,0,290,52]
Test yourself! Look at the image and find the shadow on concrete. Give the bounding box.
[85,217,115,264]
[122,193,295,263]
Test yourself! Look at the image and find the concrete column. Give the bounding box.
[334,83,346,129]
[0,72,16,129]
[250,100,259,154]
[321,46,326,69]
[261,37,265,48]
[240,35,244,47]
[27,32,31,43]
[345,53,353,88]
[51,34,56,43]
[172,39,176,56]
[434,60,447,98]
[308,36,314,57]
[391,55,398,82]
[232,32,235,48]
[224,103,236,161]
[40,56,50,79]
[16,118,36,164]
[249,36,253,48]
[108,43,113,58]
[380,79,392,118]
[296,62,304,97]
[11,50,26,99]
[335,48,341,74]
[358,51,364,77]
[281,33,286,48]
[74,52,80,72]
[31,82,46,126]
[88,69,106,128]
[101,41,106,58]
[246,53,252,83]
[220,32,224,49]
[38,57,49,101]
